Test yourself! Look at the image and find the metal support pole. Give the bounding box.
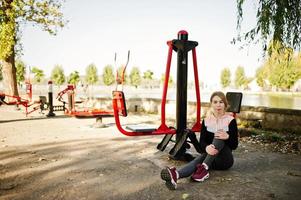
[67,84,75,114]
[47,80,55,117]
[26,82,32,102]
[175,30,189,157]
[168,30,198,160]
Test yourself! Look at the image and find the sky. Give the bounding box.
[21,0,262,87]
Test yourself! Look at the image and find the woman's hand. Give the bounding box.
[214,129,229,140]
[206,144,218,155]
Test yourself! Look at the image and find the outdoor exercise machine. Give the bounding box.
[112,30,243,160]
[0,81,47,116]
[112,30,201,159]
[0,78,113,120]
[48,81,113,120]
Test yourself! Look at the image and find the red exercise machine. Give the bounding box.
[112,31,243,160]
[0,81,47,116]
[112,30,200,159]
[112,31,200,138]
[54,84,113,118]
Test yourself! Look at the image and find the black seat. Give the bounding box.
[226,92,243,113]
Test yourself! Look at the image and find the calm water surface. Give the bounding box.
[12,85,301,111]
[121,89,301,110]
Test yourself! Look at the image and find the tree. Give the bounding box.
[143,70,154,80]
[235,0,301,52]
[51,65,65,86]
[244,77,253,89]
[220,68,231,88]
[142,70,154,88]
[296,53,301,67]
[263,41,301,90]
[85,63,98,85]
[15,60,26,86]
[31,67,44,84]
[68,71,80,85]
[255,66,266,88]
[129,67,141,88]
[0,63,3,81]
[102,65,115,86]
[234,66,247,88]
[0,0,65,98]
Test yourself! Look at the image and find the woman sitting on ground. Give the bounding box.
[160,91,238,190]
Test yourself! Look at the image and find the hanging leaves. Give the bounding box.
[0,0,66,60]
[234,0,301,52]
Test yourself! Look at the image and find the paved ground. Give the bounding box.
[0,105,300,200]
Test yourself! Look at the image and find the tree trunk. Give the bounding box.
[1,0,19,100]
[1,51,19,99]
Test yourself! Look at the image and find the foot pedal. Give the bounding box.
[125,124,157,132]
[157,134,174,151]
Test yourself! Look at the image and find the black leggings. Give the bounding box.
[178,139,234,178]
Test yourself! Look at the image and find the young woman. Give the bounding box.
[160,91,238,190]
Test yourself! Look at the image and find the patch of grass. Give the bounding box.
[260,132,285,142]
[252,130,283,142]
[240,127,301,154]
[239,120,262,129]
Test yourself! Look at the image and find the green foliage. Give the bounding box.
[255,131,285,142]
[0,0,65,96]
[31,67,44,83]
[244,77,253,88]
[235,0,301,51]
[68,71,80,85]
[0,63,3,81]
[240,120,262,129]
[142,70,154,88]
[143,70,154,80]
[102,65,115,86]
[51,65,65,86]
[296,53,301,67]
[0,2,16,60]
[85,63,98,85]
[220,68,231,88]
[15,60,26,86]
[129,67,141,88]
[255,67,266,87]
[234,66,247,88]
[0,0,66,60]
[261,41,301,90]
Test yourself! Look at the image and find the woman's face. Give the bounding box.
[211,95,225,115]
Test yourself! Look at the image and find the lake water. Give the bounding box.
[110,88,301,110]
[8,84,301,111]
[239,93,301,110]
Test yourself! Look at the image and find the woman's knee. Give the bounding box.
[211,157,233,170]
[222,156,234,169]
[212,139,225,151]
[211,148,234,170]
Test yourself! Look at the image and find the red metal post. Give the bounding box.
[191,48,202,132]
[156,41,173,132]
